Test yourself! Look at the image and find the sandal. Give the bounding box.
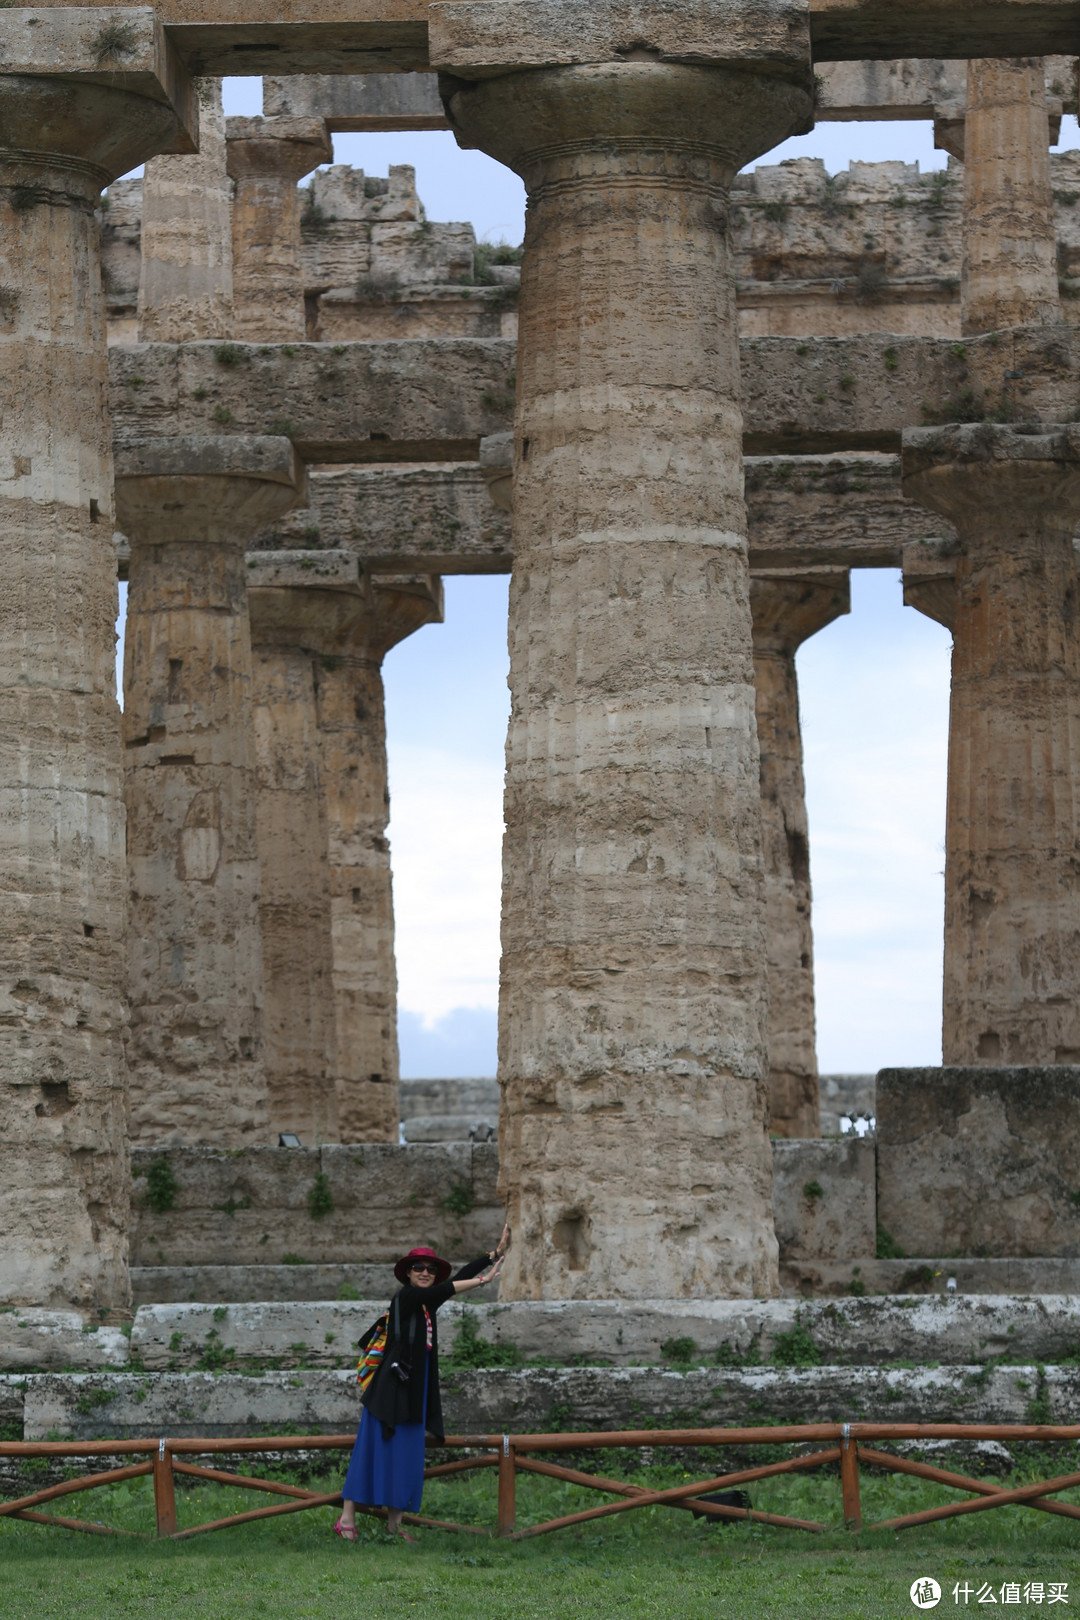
[334,1517,359,1542]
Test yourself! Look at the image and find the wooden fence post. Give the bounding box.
[840,1427,862,1531]
[497,1436,517,1536]
[154,1439,178,1537]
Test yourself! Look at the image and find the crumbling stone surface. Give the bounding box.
[0,1311,129,1372]
[126,1292,1080,1371]
[18,1362,1073,1441]
[877,1066,1080,1257]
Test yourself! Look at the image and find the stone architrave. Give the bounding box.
[138,78,233,341]
[750,571,850,1139]
[247,552,442,1143]
[0,10,195,1309]
[961,58,1059,335]
[225,116,332,341]
[902,423,1080,1066]
[115,437,304,1146]
[434,0,814,1299]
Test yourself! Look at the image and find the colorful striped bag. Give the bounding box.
[356,1312,389,1393]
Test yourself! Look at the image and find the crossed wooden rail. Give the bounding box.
[2,1425,1080,1541]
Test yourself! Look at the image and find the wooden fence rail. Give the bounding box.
[2,1424,1079,1542]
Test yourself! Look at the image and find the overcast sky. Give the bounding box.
[130,85,1079,1079]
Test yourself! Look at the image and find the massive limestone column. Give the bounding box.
[750,571,849,1139]
[225,117,332,341]
[962,59,1058,335]
[0,16,195,1308]
[903,423,1080,1065]
[138,78,233,341]
[115,438,304,1145]
[438,5,813,1298]
[248,552,441,1143]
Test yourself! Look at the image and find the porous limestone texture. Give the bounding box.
[18,1363,1076,1441]
[962,59,1059,335]
[902,424,1080,1065]
[225,116,332,341]
[248,551,442,1141]
[0,1310,129,1372]
[128,1144,503,1267]
[115,436,304,1146]
[781,1257,1080,1299]
[771,1138,875,1261]
[877,1066,1080,1257]
[127,1293,1080,1372]
[751,572,849,1136]
[0,22,195,1309]
[129,1263,436,1305]
[442,23,812,1299]
[138,78,233,342]
[264,72,449,130]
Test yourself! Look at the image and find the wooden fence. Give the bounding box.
[2,1424,1080,1541]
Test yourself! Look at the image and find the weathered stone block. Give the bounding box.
[0,1311,129,1372]
[877,1067,1080,1257]
[129,1144,504,1267]
[771,1138,875,1261]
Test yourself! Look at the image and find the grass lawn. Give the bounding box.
[3,1459,1079,1619]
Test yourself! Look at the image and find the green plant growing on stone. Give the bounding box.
[214,342,246,367]
[75,1388,116,1416]
[883,345,899,372]
[803,1181,824,1200]
[92,20,138,62]
[336,1282,360,1300]
[447,1310,521,1370]
[771,1313,821,1367]
[168,1332,184,1353]
[307,1172,334,1221]
[144,1157,178,1213]
[212,404,233,425]
[660,1336,698,1367]
[282,1253,306,1265]
[876,1222,905,1260]
[472,240,523,285]
[847,1267,867,1297]
[442,1181,475,1218]
[198,1330,236,1372]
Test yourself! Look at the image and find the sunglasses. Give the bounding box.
[409,1261,437,1275]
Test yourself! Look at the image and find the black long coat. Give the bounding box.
[361,1256,489,1442]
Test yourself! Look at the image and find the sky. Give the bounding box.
[119,84,1080,1079]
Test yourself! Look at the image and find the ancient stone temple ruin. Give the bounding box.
[5,2,1080,1441]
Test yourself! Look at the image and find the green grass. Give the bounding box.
[2,1462,1079,1619]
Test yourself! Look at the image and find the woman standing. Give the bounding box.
[335,1225,509,1542]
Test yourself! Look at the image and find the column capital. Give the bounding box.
[115,434,305,545]
[440,58,812,185]
[225,115,332,182]
[0,7,198,187]
[246,550,442,660]
[902,422,1080,534]
[750,569,850,656]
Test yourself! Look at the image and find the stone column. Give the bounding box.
[750,571,849,1139]
[903,423,1080,1065]
[0,17,195,1308]
[225,117,332,341]
[438,7,813,1299]
[962,58,1058,335]
[116,437,304,1145]
[248,552,441,1143]
[138,78,233,341]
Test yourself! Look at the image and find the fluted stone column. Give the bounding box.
[962,59,1058,335]
[903,424,1080,1065]
[225,117,331,341]
[116,438,304,1145]
[751,571,849,1139]
[138,78,233,341]
[0,16,195,1308]
[438,5,813,1298]
[248,552,441,1143]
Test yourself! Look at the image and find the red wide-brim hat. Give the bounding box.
[394,1246,452,1285]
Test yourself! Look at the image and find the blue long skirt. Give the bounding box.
[342,1370,428,1514]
